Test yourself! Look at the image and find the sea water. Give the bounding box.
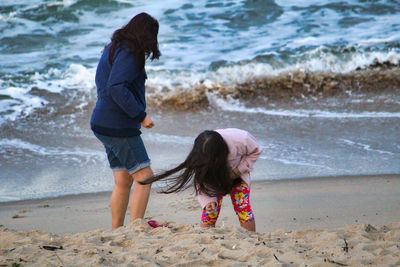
[0,0,399,201]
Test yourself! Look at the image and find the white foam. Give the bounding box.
[147,62,281,92]
[340,139,395,155]
[32,64,95,93]
[361,34,400,45]
[0,87,47,124]
[146,48,400,93]
[259,155,339,171]
[0,64,96,123]
[293,37,318,45]
[0,11,17,22]
[0,138,106,159]
[47,0,78,8]
[209,95,400,119]
[299,48,400,73]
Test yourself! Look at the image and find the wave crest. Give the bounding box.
[148,68,400,110]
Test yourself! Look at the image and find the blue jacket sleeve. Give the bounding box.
[106,49,146,122]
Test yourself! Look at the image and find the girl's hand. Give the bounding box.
[230,168,241,179]
[205,202,217,213]
[141,115,155,128]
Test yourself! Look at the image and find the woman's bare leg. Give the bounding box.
[130,166,153,221]
[111,170,133,229]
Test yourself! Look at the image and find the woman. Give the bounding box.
[90,13,161,228]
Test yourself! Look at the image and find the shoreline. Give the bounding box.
[1,173,398,205]
[0,174,399,235]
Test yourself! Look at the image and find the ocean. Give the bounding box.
[0,0,399,202]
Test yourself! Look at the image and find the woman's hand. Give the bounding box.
[205,202,217,213]
[141,115,154,128]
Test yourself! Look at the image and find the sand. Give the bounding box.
[0,175,399,266]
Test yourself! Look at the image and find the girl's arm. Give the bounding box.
[197,192,218,210]
[236,131,262,176]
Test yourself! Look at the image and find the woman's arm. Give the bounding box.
[106,49,146,122]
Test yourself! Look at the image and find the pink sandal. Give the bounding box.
[148,220,171,228]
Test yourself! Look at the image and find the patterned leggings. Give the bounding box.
[201,180,255,225]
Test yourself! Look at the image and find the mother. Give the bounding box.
[90,13,160,228]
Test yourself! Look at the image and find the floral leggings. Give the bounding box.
[201,180,255,225]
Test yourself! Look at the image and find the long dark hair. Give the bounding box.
[108,12,161,69]
[140,130,232,197]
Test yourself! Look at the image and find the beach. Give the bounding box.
[1,0,400,266]
[1,174,399,266]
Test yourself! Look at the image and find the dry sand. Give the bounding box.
[0,175,399,266]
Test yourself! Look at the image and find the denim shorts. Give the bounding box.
[93,132,151,175]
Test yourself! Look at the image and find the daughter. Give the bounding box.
[141,128,262,231]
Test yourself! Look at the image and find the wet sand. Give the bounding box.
[1,174,399,234]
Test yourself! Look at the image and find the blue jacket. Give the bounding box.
[90,45,147,137]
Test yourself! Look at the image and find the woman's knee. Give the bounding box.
[132,166,153,182]
[114,171,133,188]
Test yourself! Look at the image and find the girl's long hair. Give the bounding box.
[107,12,161,69]
[140,130,233,197]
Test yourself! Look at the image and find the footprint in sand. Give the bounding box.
[19,209,31,214]
[12,209,31,219]
[12,214,27,219]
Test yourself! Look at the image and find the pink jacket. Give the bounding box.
[197,128,262,209]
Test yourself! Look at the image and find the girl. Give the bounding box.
[90,13,160,229]
[141,128,262,231]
